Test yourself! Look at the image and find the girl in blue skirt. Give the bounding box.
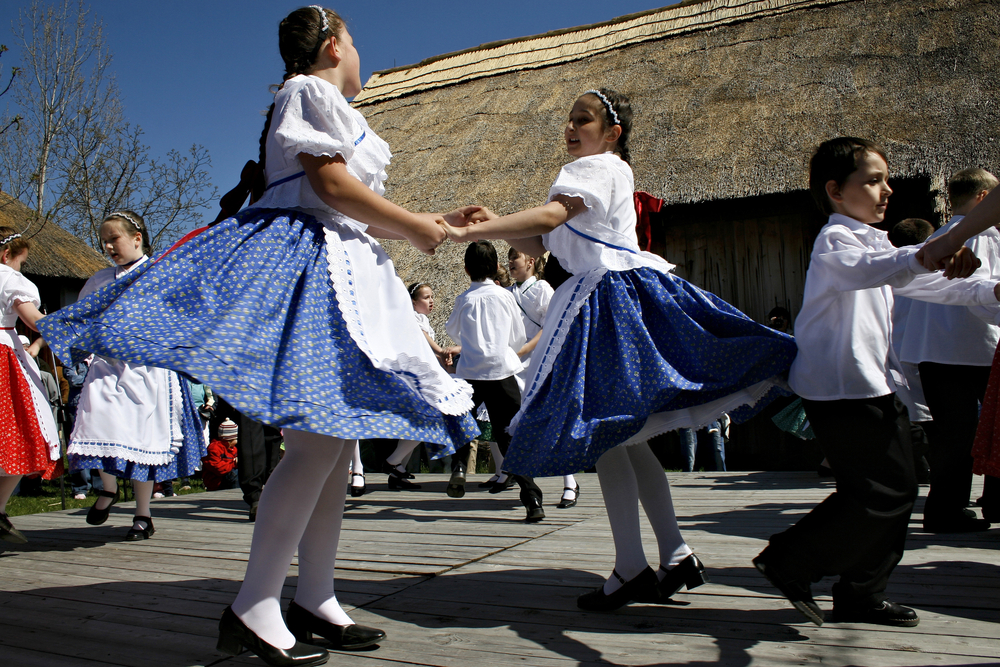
[442,89,797,612]
[40,7,478,667]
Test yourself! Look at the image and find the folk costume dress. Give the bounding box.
[66,257,206,483]
[503,153,798,477]
[0,264,61,479]
[39,75,477,453]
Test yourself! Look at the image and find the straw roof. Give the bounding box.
[356,0,1000,341]
[0,192,109,279]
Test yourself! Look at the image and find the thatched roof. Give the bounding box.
[356,0,1000,341]
[0,192,109,279]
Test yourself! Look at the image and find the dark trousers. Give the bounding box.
[918,362,996,519]
[213,398,283,508]
[768,394,917,604]
[456,376,542,506]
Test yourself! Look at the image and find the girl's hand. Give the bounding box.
[468,207,498,224]
[440,221,470,243]
[916,231,964,273]
[409,213,448,255]
[443,206,483,228]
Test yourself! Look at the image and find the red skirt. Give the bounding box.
[0,346,62,479]
[973,343,1000,478]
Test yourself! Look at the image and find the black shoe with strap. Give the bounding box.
[656,553,709,599]
[125,516,155,541]
[577,567,658,612]
[86,488,119,526]
[286,601,386,650]
[349,473,366,497]
[556,483,580,509]
[217,606,329,666]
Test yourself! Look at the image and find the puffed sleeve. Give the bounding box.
[4,271,40,308]
[548,156,614,222]
[273,78,363,164]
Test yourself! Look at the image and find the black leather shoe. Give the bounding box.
[349,473,366,497]
[489,474,515,494]
[125,516,155,541]
[556,484,580,509]
[478,475,500,488]
[86,488,119,526]
[217,606,329,666]
[0,512,27,544]
[753,551,824,626]
[831,599,919,627]
[577,567,658,611]
[286,601,386,650]
[524,497,545,523]
[923,511,991,533]
[446,469,466,498]
[656,554,708,599]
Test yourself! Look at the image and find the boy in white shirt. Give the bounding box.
[899,169,999,533]
[445,241,544,522]
[753,137,1000,629]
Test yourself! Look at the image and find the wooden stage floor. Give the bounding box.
[1,472,997,667]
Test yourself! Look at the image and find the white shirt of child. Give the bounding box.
[898,215,1000,366]
[789,213,1000,401]
[507,276,553,341]
[414,312,435,341]
[446,279,526,381]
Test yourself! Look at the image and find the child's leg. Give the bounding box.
[490,442,504,480]
[625,443,693,573]
[484,377,542,511]
[293,438,355,626]
[132,480,154,530]
[230,429,344,649]
[93,471,118,510]
[0,475,22,511]
[386,439,420,470]
[595,446,647,593]
[679,429,697,472]
[350,442,364,474]
[562,474,578,501]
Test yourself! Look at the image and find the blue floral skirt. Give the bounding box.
[504,267,797,477]
[40,209,477,455]
[68,380,207,482]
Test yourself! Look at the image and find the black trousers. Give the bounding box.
[918,362,996,519]
[453,376,541,505]
[767,394,917,604]
[213,398,283,508]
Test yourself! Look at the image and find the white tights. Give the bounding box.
[385,438,420,469]
[595,443,692,594]
[231,430,354,649]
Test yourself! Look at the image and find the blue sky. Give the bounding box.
[0,1,676,222]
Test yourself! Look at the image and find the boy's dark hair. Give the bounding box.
[809,137,888,216]
[948,168,999,210]
[465,240,498,282]
[888,218,935,248]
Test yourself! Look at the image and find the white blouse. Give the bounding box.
[507,276,553,341]
[414,312,435,341]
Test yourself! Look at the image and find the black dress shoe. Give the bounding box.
[831,599,919,627]
[446,469,466,498]
[752,551,824,626]
[86,488,119,526]
[656,553,708,598]
[478,475,500,488]
[286,601,386,650]
[125,516,155,541]
[349,473,366,497]
[556,484,580,509]
[524,497,545,523]
[489,474,515,494]
[218,607,329,666]
[0,512,27,544]
[923,511,991,533]
[577,567,658,611]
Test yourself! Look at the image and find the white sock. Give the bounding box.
[230,430,347,649]
[386,439,420,469]
[93,472,118,510]
[350,442,363,476]
[490,441,503,473]
[595,446,647,594]
[562,474,577,501]
[626,443,692,577]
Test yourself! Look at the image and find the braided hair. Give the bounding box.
[586,88,634,165]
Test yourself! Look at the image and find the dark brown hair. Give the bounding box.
[808,137,888,216]
[0,226,30,260]
[584,88,634,165]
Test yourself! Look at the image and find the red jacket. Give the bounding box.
[202,439,237,490]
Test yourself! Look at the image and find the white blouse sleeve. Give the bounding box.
[547,157,614,221]
[273,79,362,164]
[4,271,40,308]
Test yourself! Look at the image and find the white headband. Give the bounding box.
[109,211,141,231]
[0,232,21,245]
[311,5,330,34]
[585,89,620,126]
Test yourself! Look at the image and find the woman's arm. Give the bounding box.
[14,301,44,331]
[299,153,446,254]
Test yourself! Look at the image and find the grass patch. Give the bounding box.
[7,477,207,518]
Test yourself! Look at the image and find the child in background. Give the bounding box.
[0,228,62,543]
[755,138,1000,628]
[446,241,544,521]
[203,418,240,491]
[442,89,797,612]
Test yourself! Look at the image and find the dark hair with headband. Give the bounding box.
[0,226,30,259]
[407,282,431,300]
[584,88,633,165]
[103,210,152,255]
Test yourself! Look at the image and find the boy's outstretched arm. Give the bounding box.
[918,188,1000,275]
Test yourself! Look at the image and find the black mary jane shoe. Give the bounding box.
[286,601,386,650]
[478,475,500,488]
[86,488,119,526]
[349,473,366,498]
[217,606,329,666]
[524,497,545,523]
[0,512,28,544]
[488,474,515,494]
[577,566,659,612]
[656,554,708,599]
[556,484,580,509]
[383,462,421,490]
[125,516,155,541]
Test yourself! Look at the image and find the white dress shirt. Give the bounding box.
[446,279,526,381]
[789,214,999,401]
[898,215,1000,366]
